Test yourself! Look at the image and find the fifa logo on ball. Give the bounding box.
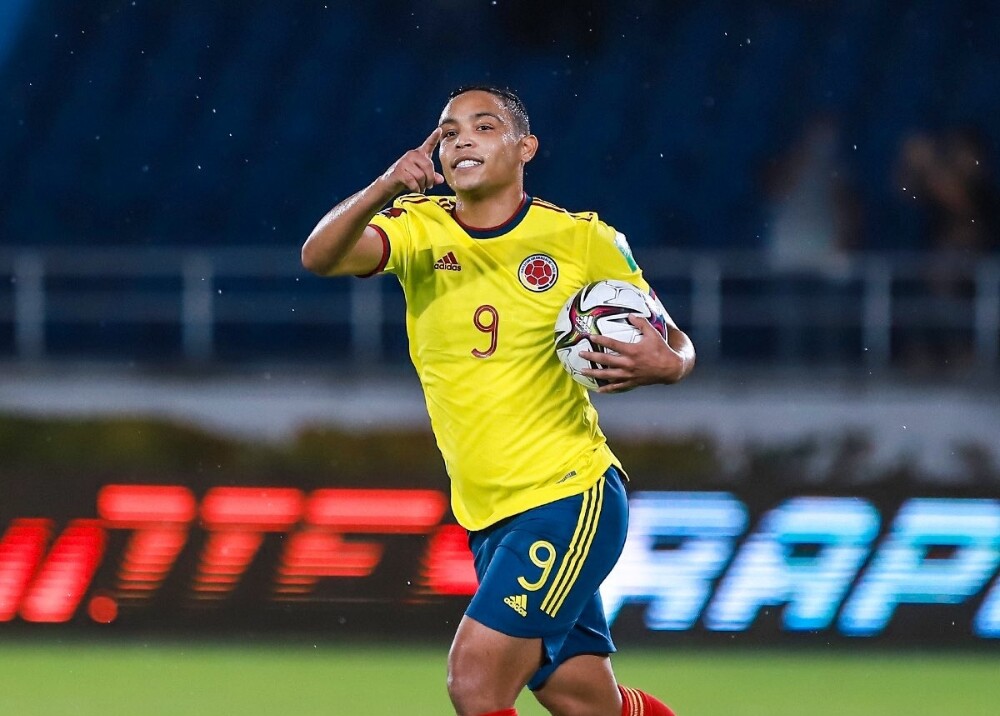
[574,314,594,335]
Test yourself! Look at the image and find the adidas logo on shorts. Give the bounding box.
[504,593,528,617]
[433,251,462,271]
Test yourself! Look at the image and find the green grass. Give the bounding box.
[0,641,997,715]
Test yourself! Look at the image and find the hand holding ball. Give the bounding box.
[554,279,670,390]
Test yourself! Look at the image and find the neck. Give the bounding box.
[453,183,525,229]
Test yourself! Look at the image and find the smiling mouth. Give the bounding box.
[454,159,483,169]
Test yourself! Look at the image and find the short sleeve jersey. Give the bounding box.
[367,193,649,530]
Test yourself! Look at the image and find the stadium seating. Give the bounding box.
[0,2,996,366]
[0,1,996,251]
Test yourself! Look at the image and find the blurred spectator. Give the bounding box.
[895,126,1000,371]
[764,115,862,278]
[897,127,998,257]
[761,115,863,362]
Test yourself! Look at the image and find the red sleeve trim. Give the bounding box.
[356,224,390,278]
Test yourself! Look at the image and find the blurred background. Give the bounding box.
[0,1,998,714]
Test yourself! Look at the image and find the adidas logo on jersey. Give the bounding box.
[433,251,462,271]
[504,593,528,617]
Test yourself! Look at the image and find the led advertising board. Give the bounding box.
[1,484,998,642]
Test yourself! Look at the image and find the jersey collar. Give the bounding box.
[451,193,531,239]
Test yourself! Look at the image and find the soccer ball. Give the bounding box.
[554,279,669,390]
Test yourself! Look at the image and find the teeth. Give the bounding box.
[456,159,481,169]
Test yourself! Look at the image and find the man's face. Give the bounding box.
[437,91,536,197]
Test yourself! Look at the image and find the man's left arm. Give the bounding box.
[580,313,696,393]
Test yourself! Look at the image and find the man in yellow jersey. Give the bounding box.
[302,86,694,716]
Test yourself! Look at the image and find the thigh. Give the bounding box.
[447,615,544,714]
[533,654,621,716]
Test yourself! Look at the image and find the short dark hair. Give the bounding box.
[447,84,531,136]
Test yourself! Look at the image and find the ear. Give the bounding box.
[520,134,539,164]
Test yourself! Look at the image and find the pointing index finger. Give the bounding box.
[420,127,443,155]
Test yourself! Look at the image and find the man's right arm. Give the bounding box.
[301,127,443,277]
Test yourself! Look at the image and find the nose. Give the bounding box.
[455,131,474,149]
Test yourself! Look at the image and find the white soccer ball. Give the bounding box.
[554,279,669,390]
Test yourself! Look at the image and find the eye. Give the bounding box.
[443,130,457,138]
[477,124,494,131]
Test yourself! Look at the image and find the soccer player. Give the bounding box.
[302,85,694,716]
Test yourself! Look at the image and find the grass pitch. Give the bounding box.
[0,641,996,715]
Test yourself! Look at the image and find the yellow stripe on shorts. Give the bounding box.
[540,475,605,618]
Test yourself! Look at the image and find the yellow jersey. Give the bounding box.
[367,193,649,530]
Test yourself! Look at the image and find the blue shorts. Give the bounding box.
[465,466,629,690]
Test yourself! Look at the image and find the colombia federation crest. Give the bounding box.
[518,253,558,292]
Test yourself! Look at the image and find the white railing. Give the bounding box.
[0,247,997,373]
